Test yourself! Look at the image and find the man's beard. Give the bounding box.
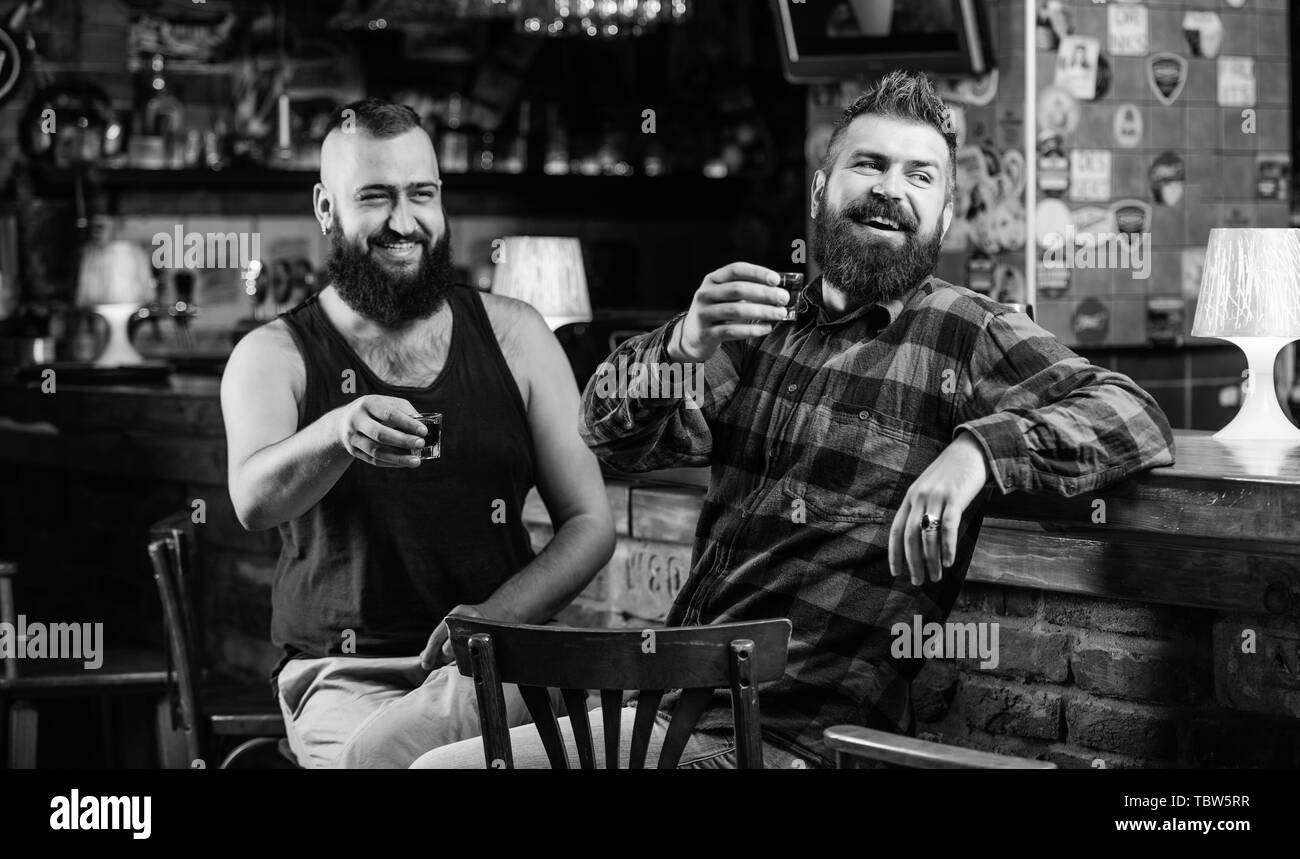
[325,220,456,327]
[812,193,944,306]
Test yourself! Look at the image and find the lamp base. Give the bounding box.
[92,303,147,367]
[1214,336,1300,443]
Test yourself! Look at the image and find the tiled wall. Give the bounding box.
[806,0,1296,429]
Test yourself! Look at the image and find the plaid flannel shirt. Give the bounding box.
[579,276,1175,766]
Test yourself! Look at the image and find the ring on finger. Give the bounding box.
[920,512,942,534]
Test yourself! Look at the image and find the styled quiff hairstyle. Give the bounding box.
[821,70,958,203]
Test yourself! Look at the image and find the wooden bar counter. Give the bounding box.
[2,373,1299,766]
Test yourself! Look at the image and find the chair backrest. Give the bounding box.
[146,511,205,764]
[446,615,791,770]
[0,561,17,680]
[824,725,1058,769]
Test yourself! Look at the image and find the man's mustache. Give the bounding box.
[369,228,432,247]
[839,196,917,233]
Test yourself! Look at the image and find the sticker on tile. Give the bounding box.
[1036,1,1073,52]
[1037,85,1079,136]
[1035,197,1072,248]
[1070,150,1112,202]
[1037,133,1071,196]
[1110,199,1152,235]
[1108,4,1148,57]
[1218,57,1256,108]
[1182,12,1223,59]
[1149,151,1185,206]
[1180,248,1205,301]
[1071,205,1113,234]
[1147,53,1188,106]
[1257,153,1290,201]
[1113,103,1143,148]
[993,263,1026,305]
[1147,298,1186,347]
[967,251,995,295]
[1036,262,1071,298]
[1072,298,1111,346]
[1055,36,1102,101]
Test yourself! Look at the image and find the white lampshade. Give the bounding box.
[1191,228,1300,442]
[1192,228,1300,338]
[490,236,592,330]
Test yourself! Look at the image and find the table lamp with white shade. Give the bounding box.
[489,236,592,331]
[1191,228,1300,442]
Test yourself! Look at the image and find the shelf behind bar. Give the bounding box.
[34,166,748,218]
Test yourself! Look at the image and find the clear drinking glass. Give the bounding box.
[778,272,804,311]
[411,412,442,460]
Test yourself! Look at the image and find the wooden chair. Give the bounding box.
[446,615,791,769]
[147,512,294,769]
[0,560,169,768]
[825,725,1058,769]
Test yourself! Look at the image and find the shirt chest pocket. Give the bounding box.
[781,402,938,524]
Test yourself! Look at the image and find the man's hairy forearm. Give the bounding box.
[231,408,353,531]
[480,511,616,624]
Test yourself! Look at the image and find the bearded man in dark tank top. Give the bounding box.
[220,98,615,768]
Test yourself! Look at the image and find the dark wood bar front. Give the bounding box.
[3,375,1299,766]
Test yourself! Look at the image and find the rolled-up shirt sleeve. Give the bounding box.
[953,309,1176,497]
[579,314,745,472]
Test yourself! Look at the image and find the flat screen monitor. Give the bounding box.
[770,0,996,83]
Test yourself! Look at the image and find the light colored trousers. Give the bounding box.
[411,705,817,769]
[276,654,537,769]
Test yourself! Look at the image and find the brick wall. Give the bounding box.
[912,582,1300,768]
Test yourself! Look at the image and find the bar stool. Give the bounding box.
[0,560,168,768]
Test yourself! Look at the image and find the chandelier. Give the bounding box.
[517,0,692,38]
[331,0,691,38]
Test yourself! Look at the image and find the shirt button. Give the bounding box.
[858,410,870,421]
[1004,470,1016,484]
[769,446,779,459]
[786,384,798,393]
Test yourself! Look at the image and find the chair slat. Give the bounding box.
[628,690,663,770]
[561,688,595,769]
[729,639,762,770]
[600,689,622,769]
[656,687,714,769]
[467,634,513,769]
[447,617,789,690]
[519,684,567,769]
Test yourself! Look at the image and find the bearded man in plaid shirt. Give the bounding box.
[413,70,1174,770]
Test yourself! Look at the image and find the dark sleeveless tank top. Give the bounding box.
[270,285,536,672]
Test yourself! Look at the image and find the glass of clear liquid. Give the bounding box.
[411,412,442,460]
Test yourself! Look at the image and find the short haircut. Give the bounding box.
[326,97,423,138]
[821,70,957,203]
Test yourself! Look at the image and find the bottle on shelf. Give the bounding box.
[501,100,530,175]
[543,103,570,176]
[439,93,470,174]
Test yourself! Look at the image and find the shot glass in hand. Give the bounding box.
[778,272,804,315]
[410,412,442,460]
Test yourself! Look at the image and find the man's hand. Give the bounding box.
[889,431,991,587]
[669,263,793,363]
[335,394,428,468]
[419,604,485,670]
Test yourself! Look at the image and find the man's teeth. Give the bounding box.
[378,241,416,250]
[868,217,900,229]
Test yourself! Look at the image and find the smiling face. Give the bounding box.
[811,113,954,307]
[315,127,455,326]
